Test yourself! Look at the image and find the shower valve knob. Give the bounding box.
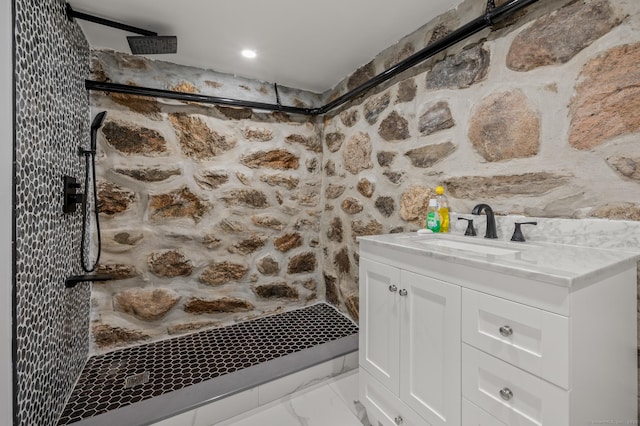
[63,175,84,214]
[69,193,84,203]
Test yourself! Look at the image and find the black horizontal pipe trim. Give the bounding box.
[316,18,487,114]
[84,0,538,117]
[488,0,541,23]
[86,80,316,116]
[66,4,157,37]
[317,0,539,114]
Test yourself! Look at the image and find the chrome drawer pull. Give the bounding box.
[399,289,408,296]
[394,415,404,425]
[499,387,514,401]
[389,284,398,292]
[499,325,513,337]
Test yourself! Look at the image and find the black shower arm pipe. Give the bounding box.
[84,0,540,116]
[66,4,158,37]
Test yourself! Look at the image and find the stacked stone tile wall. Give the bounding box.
[90,52,323,352]
[320,0,640,321]
[90,0,640,353]
[321,1,640,409]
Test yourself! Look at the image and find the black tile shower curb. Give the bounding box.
[75,334,358,426]
[59,303,359,425]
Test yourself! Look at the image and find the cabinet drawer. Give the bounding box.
[462,344,569,426]
[359,369,426,426]
[462,398,507,426]
[462,288,569,389]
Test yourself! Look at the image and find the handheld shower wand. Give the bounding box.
[80,111,107,272]
[90,111,107,153]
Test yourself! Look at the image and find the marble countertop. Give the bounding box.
[358,232,640,287]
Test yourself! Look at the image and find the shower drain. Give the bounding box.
[124,372,150,389]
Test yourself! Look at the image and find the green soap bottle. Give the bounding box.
[426,198,440,232]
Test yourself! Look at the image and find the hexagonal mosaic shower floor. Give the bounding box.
[57,303,358,425]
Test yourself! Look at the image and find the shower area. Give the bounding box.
[13,0,359,424]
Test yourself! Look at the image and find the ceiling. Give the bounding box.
[68,0,463,94]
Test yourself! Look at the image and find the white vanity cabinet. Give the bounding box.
[358,234,638,426]
[359,258,461,425]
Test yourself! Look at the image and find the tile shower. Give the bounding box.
[57,304,358,425]
[11,0,640,425]
[15,0,357,425]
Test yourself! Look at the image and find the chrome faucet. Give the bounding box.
[471,203,498,239]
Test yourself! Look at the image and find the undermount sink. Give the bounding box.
[414,237,522,256]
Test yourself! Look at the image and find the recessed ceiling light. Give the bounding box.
[241,49,257,59]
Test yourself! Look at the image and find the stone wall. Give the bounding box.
[90,52,323,352]
[320,0,640,317]
[90,0,640,351]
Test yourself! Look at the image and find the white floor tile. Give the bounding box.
[343,351,360,371]
[328,369,360,417]
[193,388,259,426]
[258,354,356,405]
[151,409,196,426]
[219,383,362,426]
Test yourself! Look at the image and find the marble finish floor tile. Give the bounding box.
[218,373,363,426]
[328,369,359,416]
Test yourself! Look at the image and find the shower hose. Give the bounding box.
[80,136,101,272]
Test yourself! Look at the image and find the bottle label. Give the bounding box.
[439,208,449,233]
[426,212,440,232]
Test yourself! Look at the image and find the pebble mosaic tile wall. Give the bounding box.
[14,0,91,425]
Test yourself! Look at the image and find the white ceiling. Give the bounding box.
[68,0,463,94]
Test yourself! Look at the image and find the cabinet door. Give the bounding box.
[359,259,401,394]
[360,369,428,426]
[400,270,461,426]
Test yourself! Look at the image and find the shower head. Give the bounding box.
[127,36,177,55]
[90,111,107,152]
[65,4,178,56]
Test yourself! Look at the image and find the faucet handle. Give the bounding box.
[458,217,477,236]
[511,222,537,242]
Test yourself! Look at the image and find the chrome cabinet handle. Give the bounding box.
[399,289,408,296]
[394,415,404,425]
[499,387,514,401]
[499,325,513,337]
[389,284,398,292]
